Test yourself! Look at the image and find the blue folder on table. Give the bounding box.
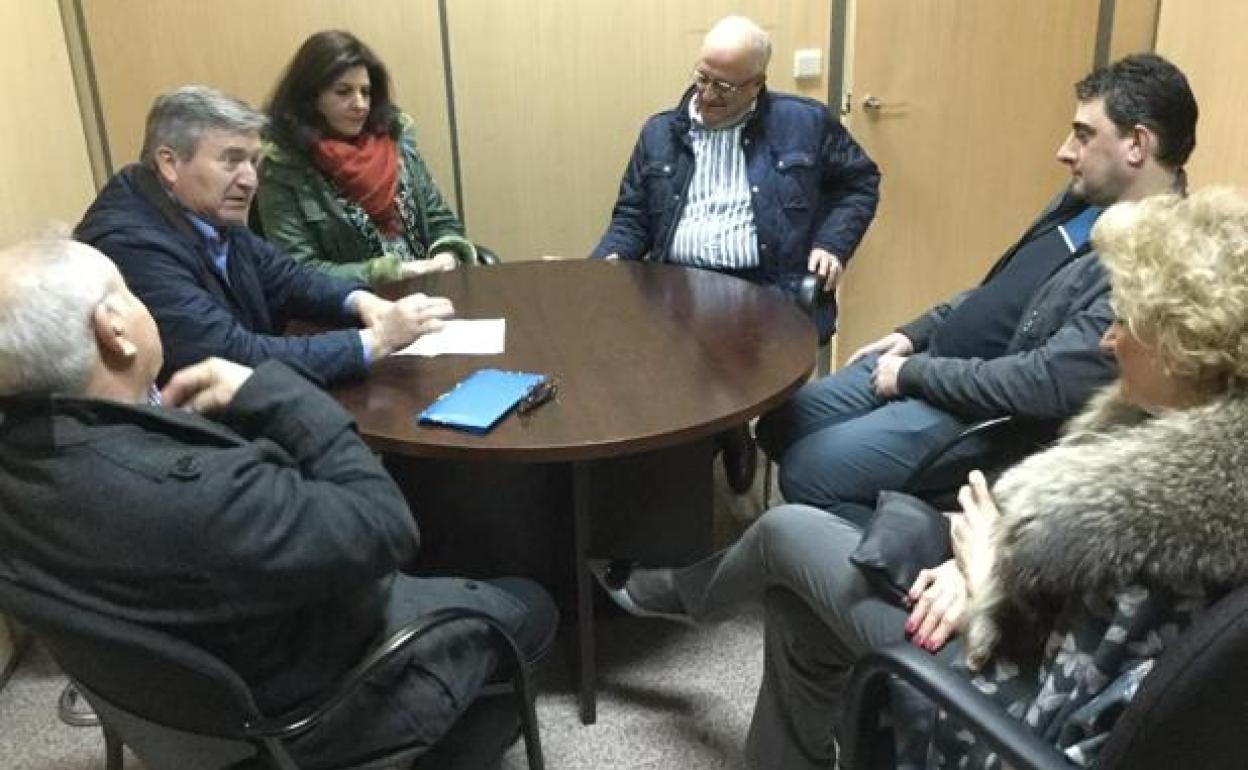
[418,368,546,434]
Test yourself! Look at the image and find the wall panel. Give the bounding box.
[448,0,833,260]
[0,1,95,244]
[1155,0,1248,187]
[80,0,456,208]
[1109,0,1160,59]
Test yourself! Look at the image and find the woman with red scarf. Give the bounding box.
[258,30,476,285]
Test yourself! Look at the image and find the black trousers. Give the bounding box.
[290,576,557,770]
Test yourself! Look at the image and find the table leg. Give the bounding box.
[572,460,596,724]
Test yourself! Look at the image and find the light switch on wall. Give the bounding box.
[793,48,823,80]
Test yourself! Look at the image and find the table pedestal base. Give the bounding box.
[384,439,716,724]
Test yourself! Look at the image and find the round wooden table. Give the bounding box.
[332,259,816,723]
[333,259,816,461]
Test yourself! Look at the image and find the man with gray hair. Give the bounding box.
[0,238,556,768]
[76,85,451,385]
[590,15,880,492]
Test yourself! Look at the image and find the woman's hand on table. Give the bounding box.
[400,252,459,278]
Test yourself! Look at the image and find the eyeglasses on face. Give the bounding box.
[690,68,760,97]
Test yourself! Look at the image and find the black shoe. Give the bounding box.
[589,560,693,625]
[58,683,99,727]
[721,425,758,495]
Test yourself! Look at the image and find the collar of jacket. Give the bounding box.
[669,85,773,144]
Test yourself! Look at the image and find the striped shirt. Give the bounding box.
[669,102,759,270]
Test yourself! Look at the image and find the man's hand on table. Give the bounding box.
[360,293,456,359]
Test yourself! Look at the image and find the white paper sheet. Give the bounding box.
[392,318,506,357]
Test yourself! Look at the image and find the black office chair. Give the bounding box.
[0,577,544,770]
[474,244,502,265]
[795,273,836,373]
[840,581,1248,770]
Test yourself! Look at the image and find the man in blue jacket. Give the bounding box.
[591,15,880,491]
[592,15,879,339]
[76,86,452,385]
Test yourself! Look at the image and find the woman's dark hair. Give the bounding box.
[266,30,398,149]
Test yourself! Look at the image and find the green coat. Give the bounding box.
[257,114,475,285]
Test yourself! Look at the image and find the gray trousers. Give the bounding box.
[673,504,954,770]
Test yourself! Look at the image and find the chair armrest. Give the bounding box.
[842,643,1074,770]
[796,274,831,318]
[475,244,501,265]
[902,416,1015,493]
[247,607,528,739]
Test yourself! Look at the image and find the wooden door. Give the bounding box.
[1155,0,1248,186]
[836,0,1102,362]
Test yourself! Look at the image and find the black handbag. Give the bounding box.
[849,490,953,605]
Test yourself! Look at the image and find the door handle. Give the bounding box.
[862,95,884,112]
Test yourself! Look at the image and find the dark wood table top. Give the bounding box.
[331,260,816,463]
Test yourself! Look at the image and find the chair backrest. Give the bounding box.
[1099,582,1248,770]
[0,576,261,739]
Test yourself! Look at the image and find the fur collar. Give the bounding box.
[965,385,1248,666]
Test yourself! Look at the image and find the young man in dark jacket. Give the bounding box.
[0,239,556,768]
[76,85,453,386]
[755,53,1198,521]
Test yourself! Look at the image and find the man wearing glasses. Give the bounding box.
[591,14,880,492]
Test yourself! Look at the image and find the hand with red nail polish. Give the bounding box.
[904,559,970,654]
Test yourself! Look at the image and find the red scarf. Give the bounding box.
[310,133,402,235]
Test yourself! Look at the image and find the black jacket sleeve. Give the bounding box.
[99,229,369,385]
[812,122,880,263]
[243,230,365,327]
[590,132,656,260]
[895,290,1116,421]
[192,362,419,611]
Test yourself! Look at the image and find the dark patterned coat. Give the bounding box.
[931,386,1248,768]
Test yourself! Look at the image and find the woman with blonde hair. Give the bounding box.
[258,30,475,285]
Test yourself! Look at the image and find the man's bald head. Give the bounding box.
[701,15,772,74]
[0,240,160,399]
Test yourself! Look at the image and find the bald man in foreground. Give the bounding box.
[0,239,556,769]
[591,15,880,491]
